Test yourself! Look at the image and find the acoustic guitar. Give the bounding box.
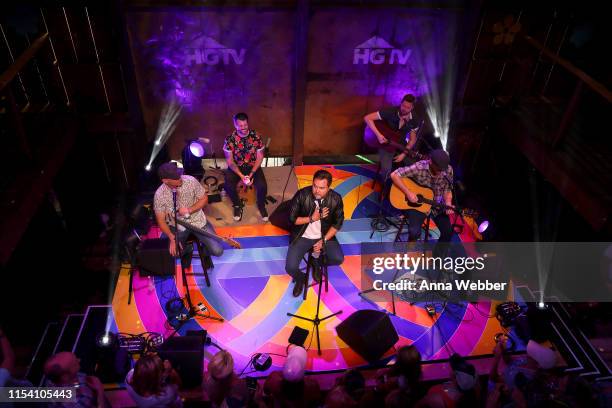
[389,178,478,218]
[168,216,242,249]
[364,120,427,162]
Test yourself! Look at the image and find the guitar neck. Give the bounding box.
[387,140,426,160]
[175,218,241,249]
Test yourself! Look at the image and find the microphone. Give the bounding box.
[316,198,324,216]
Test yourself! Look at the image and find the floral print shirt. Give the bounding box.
[223,130,264,167]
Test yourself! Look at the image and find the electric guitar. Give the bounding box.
[389,178,478,218]
[364,120,427,161]
[170,216,242,249]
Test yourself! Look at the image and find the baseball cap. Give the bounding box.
[430,149,450,170]
[158,162,182,180]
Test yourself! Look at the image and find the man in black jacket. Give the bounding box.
[286,169,345,297]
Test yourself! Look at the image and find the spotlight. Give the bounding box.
[478,220,489,233]
[182,138,209,178]
[189,140,206,158]
[537,301,546,310]
[96,331,117,348]
[145,164,152,171]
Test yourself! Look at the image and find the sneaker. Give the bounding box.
[260,207,269,222]
[233,205,242,221]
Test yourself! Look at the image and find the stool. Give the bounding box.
[301,250,329,300]
[185,234,213,287]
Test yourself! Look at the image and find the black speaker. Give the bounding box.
[158,335,204,388]
[137,238,175,276]
[336,310,399,362]
[269,200,293,232]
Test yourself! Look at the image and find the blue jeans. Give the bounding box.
[165,223,224,264]
[285,237,344,281]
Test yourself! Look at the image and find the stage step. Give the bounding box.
[25,322,63,386]
[516,287,612,380]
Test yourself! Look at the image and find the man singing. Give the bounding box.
[154,162,223,269]
[286,170,345,297]
[223,112,269,222]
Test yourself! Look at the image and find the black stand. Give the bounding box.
[169,190,223,339]
[358,267,401,315]
[369,181,400,239]
[286,237,342,355]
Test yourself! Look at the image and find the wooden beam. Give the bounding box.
[292,0,309,165]
[523,35,612,104]
[502,115,608,230]
[551,81,583,148]
[0,118,78,265]
[0,33,48,93]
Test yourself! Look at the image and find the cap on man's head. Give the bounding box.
[450,354,477,391]
[430,149,450,170]
[158,162,182,180]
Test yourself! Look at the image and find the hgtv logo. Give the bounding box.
[353,36,412,65]
[185,36,246,66]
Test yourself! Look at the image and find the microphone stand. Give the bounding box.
[287,198,343,355]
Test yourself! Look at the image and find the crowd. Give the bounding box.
[0,325,609,408]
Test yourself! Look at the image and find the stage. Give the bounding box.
[110,164,526,375]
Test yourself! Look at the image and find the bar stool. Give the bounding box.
[301,250,329,300]
[185,233,213,287]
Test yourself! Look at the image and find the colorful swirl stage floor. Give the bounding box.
[110,164,522,374]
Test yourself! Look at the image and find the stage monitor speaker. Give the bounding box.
[158,335,204,388]
[137,238,175,276]
[336,310,399,362]
[269,200,293,232]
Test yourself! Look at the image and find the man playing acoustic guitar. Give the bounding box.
[154,162,224,269]
[363,94,421,180]
[390,149,454,243]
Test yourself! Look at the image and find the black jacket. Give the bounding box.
[288,187,344,243]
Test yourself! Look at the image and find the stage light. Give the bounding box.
[145,164,152,171]
[189,140,206,158]
[145,98,183,169]
[537,301,546,310]
[182,138,209,178]
[478,220,489,233]
[96,331,117,348]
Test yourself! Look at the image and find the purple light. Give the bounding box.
[478,220,489,233]
[189,140,205,157]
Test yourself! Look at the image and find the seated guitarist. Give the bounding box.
[390,149,454,243]
[364,94,420,180]
[154,162,224,269]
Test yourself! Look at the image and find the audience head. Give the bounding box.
[283,345,307,383]
[326,386,357,408]
[208,350,235,382]
[130,354,165,397]
[390,345,422,384]
[339,369,365,400]
[44,352,80,385]
[526,340,557,370]
[449,354,477,391]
